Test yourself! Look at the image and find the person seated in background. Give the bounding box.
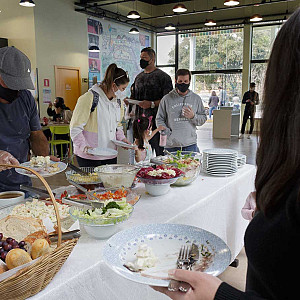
[0,46,58,192]
[156,69,206,153]
[208,91,219,119]
[46,97,72,158]
[47,97,72,123]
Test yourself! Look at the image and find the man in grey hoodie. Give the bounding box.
[156,69,207,152]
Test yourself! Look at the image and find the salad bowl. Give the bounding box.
[69,199,133,239]
[151,151,201,186]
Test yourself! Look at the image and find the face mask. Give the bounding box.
[115,89,126,100]
[140,59,150,69]
[0,84,19,103]
[176,82,190,93]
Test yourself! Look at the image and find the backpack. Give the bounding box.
[90,89,122,113]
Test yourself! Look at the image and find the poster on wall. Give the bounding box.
[87,17,151,90]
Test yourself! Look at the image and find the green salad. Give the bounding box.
[166,150,200,169]
[71,198,133,225]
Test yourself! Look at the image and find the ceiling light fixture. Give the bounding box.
[250,14,263,22]
[165,23,176,30]
[224,0,239,6]
[89,46,100,52]
[173,3,187,13]
[129,27,139,34]
[127,10,141,19]
[205,19,217,26]
[19,0,35,7]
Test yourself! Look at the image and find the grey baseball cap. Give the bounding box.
[0,46,34,90]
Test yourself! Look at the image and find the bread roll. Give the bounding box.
[0,216,46,241]
[31,239,50,259]
[24,230,51,245]
[5,249,32,270]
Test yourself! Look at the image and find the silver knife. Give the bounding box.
[187,243,199,270]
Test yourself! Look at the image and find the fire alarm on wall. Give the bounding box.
[44,79,50,87]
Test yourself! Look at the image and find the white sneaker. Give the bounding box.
[238,134,244,139]
[247,134,251,139]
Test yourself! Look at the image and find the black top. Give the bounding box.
[131,68,173,119]
[242,90,259,113]
[215,174,300,299]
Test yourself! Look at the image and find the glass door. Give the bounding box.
[191,72,242,110]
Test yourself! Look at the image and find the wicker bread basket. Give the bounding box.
[0,164,78,299]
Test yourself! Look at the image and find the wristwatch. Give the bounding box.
[151,101,155,109]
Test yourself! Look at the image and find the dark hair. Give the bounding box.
[55,97,66,109]
[133,116,151,150]
[250,82,256,87]
[255,8,300,216]
[101,63,129,91]
[175,69,191,81]
[141,47,156,59]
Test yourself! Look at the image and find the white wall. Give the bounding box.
[34,0,89,117]
[0,1,36,69]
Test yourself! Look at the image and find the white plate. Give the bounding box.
[202,148,238,155]
[126,99,141,105]
[206,171,237,175]
[87,147,118,156]
[112,140,136,149]
[206,167,237,172]
[102,224,231,287]
[16,161,67,178]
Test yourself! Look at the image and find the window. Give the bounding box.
[193,73,242,108]
[250,24,282,113]
[252,25,281,60]
[156,35,175,66]
[192,29,243,71]
[159,66,175,85]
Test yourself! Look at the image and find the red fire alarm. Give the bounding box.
[44,79,50,87]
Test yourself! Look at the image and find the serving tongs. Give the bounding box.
[20,184,56,199]
[67,180,104,209]
[49,229,81,242]
[67,162,90,176]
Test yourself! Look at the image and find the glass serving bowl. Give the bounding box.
[94,164,139,189]
[69,204,134,226]
[151,151,202,186]
[65,167,103,192]
[69,204,134,239]
[86,187,141,206]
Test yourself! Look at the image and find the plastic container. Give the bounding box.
[159,131,167,147]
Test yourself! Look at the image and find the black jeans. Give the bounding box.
[76,156,117,168]
[241,109,255,134]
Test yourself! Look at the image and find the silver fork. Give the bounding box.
[168,245,191,292]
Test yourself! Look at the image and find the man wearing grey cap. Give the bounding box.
[0,46,57,192]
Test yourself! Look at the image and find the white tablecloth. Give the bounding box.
[30,165,255,300]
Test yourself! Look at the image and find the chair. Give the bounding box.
[49,125,73,160]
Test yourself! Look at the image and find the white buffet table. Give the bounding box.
[30,164,255,300]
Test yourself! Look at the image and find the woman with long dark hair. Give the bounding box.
[153,8,300,300]
[70,63,131,167]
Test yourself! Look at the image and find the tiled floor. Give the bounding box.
[33,120,258,292]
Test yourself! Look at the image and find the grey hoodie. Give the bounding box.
[156,88,207,148]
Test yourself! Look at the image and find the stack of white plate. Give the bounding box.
[237,154,247,168]
[202,148,238,177]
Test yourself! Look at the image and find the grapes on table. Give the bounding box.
[0,233,26,262]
